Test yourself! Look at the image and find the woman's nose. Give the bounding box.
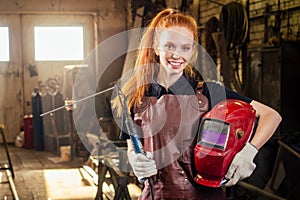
[171,52,180,59]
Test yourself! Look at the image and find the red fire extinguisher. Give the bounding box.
[23,115,34,149]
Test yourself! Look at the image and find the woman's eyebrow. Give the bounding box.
[164,41,193,46]
[181,43,193,46]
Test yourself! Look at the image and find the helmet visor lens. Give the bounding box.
[197,119,230,150]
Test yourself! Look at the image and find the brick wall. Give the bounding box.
[198,0,300,45]
[196,0,300,92]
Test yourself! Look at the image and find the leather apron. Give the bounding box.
[133,83,226,200]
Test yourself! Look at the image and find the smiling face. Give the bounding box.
[154,26,195,78]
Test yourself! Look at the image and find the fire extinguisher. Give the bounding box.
[23,115,34,149]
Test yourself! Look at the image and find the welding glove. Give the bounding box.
[225,142,258,186]
[128,151,157,182]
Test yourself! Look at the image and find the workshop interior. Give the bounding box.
[0,0,299,199]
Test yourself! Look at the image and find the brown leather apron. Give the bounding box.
[133,83,226,200]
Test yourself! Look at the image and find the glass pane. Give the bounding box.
[34,26,84,61]
[198,119,229,150]
[0,27,9,61]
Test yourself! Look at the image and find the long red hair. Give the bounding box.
[112,8,199,115]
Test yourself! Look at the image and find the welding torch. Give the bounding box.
[115,85,155,200]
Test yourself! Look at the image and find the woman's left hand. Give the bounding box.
[225,142,258,186]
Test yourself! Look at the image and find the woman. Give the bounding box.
[111,8,281,200]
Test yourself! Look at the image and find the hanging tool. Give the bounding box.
[115,85,155,200]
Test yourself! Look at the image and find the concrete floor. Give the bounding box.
[2,141,297,200]
[0,144,141,200]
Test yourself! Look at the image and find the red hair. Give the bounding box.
[112,8,199,115]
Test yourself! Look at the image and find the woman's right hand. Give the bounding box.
[128,151,157,182]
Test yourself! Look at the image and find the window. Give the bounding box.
[34,26,84,61]
[0,27,9,61]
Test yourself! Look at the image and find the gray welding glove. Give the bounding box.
[225,142,258,186]
[128,151,157,182]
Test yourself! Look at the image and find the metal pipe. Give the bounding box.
[0,10,97,15]
[237,181,286,200]
[4,164,19,200]
[40,86,115,117]
[207,0,224,6]
[93,12,99,78]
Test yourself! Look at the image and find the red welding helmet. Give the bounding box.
[194,99,256,188]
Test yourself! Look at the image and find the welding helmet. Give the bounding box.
[194,99,256,188]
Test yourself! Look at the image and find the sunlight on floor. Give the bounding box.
[43,168,97,200]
